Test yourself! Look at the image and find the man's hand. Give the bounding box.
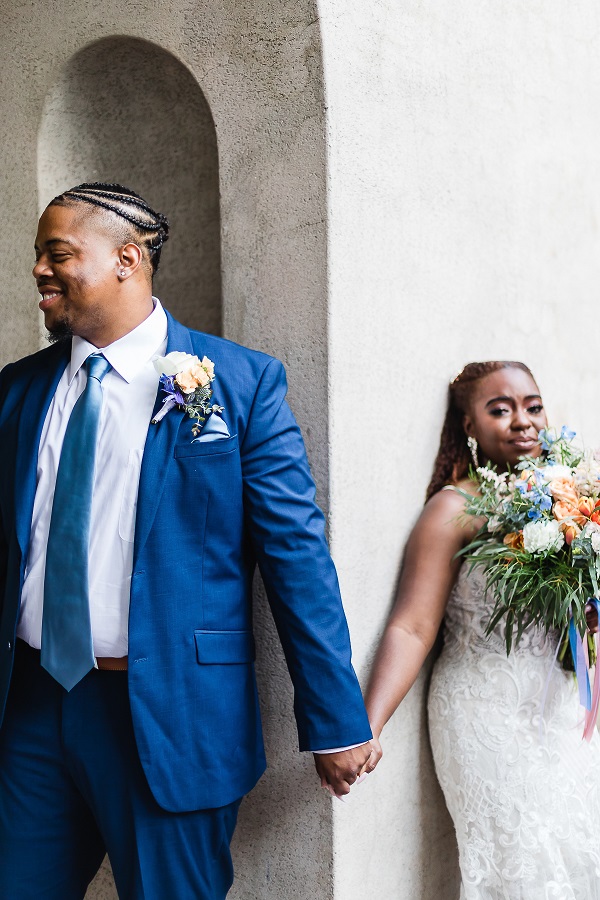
[313,742,380,799]
[586,601,599,634]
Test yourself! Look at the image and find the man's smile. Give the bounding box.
[38,287,63,311]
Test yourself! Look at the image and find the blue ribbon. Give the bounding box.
[569,615,592,711]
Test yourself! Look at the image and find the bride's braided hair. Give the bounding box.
[49,182,170,275]
[425,361,534,501]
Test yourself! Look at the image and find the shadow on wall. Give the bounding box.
[37,36,222,335]
[38,39,222,899]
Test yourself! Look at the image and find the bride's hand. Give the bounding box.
[585,602,598,634]
[359,732,383,776]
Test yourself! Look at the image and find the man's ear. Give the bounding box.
[117,242,144,279]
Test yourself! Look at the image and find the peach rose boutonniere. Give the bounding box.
[152,351,223,437]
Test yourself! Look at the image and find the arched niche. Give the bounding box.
[38,37,221,335]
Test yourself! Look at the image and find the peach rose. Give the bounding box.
[175,369,199,394]
[189,364,211,388]
[548,477,579,507]
[504,532,524,551]
[552,499,585,525]
[175,364,211,394]
[562,522,582,545]
[201,356,215,379]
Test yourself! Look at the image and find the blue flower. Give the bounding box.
[527,508,542,520]
[560,425,576,441]
[160,374,185,405]
[538,428,554,452]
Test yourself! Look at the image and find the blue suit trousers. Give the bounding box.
[0,642,241,899]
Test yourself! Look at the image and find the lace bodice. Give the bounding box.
[428,563,600,900]
[443,563,559,661]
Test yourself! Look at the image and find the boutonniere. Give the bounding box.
[152,351,224,437]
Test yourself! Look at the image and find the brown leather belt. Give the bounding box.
[15,641,128,673]
[96,656,128,671]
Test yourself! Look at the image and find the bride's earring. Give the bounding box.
[467,436,479,466]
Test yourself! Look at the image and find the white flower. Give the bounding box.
[581,522,600,554]
[477,467,502,484]
[477,467,508,494]
[538,464,573,483]
[581,521,600,537]
[153,351,200,377]
[522,519,564,555]
[573,452,600,497]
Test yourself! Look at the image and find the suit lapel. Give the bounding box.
[15,344,70,558]
[133,315,192,564]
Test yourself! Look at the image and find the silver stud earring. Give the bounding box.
[119,269,126,277]
[467,436,479,467]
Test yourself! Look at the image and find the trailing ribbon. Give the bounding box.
[569,615,591,711]
[583,599,600,743]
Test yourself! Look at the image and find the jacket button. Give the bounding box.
[7,641,12,651]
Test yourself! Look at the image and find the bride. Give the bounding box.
[365,361,600,899]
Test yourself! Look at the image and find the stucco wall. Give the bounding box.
[3,1,600,899]
[0,3,333,898]
[320,2,600,898]
[38,36,222,337]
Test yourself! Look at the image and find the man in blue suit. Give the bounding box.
[0,184,374,898]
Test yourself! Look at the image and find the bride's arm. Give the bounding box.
[365,488,471,752]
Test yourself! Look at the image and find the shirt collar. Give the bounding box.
[68,298,168,385]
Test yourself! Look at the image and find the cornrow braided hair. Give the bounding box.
[425,361,534,502]
[49,182,170,275]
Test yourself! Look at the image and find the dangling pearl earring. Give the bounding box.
[467,436,479,467]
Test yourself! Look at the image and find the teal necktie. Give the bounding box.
[41,353,112,690]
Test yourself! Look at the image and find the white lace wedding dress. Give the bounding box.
[428,564,600,899]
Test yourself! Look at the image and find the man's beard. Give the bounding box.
[46,317,73,344]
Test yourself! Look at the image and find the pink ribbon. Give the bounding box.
[539,606,600,743]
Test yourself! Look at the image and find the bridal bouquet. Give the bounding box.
[458,426,600,738]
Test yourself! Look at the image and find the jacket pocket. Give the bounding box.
[175,434,238,459]
[194,629,255,664]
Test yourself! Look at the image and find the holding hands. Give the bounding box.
[314,738,382,799]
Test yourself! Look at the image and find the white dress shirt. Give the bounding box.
[18,299,168,658]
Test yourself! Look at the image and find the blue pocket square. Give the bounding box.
[192,412,231,443]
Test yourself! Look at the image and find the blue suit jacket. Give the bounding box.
[0,312,371,812]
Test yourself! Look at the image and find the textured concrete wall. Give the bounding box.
[39,37,222,336]
[4,1,600,899]
[320,2,600,898]
[0,3,330,898]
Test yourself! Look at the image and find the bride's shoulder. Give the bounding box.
[429,478,478,510]
[420,479,479,537]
